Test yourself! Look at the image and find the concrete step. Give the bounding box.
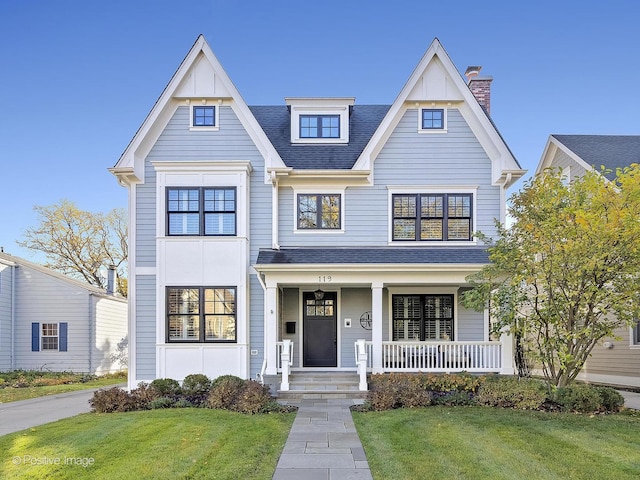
[277,372,368,400]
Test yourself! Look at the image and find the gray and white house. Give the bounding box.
[110,35,525,392]
[0,252,127,374]
[536,134,640,388]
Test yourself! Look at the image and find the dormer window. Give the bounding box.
[286,97,354,144]
[300,115,340,139]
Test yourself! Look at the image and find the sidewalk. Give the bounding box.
[273,398,372,480]
[617,389,640,410]
[0,387,114,437]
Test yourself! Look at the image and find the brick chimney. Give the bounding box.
[465,66,493,115]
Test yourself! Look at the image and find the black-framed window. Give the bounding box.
[300,115,340,138]
[167,187,236,236]
[422,109,444,129]
[633,320,640,346]
[297,194,341,229]
[167,287,236,342]
[193,106,215,127]
[392,294,453,341]
[392,193,472,241]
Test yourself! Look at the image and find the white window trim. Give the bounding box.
[188,99,220,132]
[293,187,346,233]
[418,106,448,133]
[630,321,640,349]
[41,322,59,351]
[387,186,478,245]
[286,98,353,144]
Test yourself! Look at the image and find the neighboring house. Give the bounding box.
[0,252,127,374]
[110,35,525,392]
[536,134,640,388]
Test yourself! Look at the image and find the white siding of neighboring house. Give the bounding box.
[93,296,128,374]
[14,264,91,372]
[0,263,13,370]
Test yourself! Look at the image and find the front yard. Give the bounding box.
[353,406,640,480]
[0,371,126,403]
[0,408,294,479]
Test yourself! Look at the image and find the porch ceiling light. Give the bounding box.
[314,288,325,301]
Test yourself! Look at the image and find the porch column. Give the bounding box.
[372,282,384,373]
[265,284,278,375]
[500,327,515,375]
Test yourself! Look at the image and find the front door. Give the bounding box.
[303,291,337,367]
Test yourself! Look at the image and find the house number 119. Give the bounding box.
[318,275,332,283]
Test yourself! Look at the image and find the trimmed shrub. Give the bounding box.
[476,376,547,410]
[595,386,624,412]
[149,396,176,409]
[556,384,600,412]
[149,378,182,397]
[234,380,274,414]
[432,390,476,406]
[419,372,483,394]
[367,373,432,410]
[90,387,137,413]
[208,375,245,410]
[182,374,212,406]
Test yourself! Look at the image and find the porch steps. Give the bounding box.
[276,372,368,400]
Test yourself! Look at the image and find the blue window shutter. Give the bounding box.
[31,323,40,351]
[59,322,68,352]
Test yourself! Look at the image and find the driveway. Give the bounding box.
[0,386,120,436]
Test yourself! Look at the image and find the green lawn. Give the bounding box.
[0,376,126,403]
[0,408,294,479]
[353,406,640,480]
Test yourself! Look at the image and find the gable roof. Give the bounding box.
[353,38,525,188]
[0,252,126,301]
[543,135,640,181]
[250,105,390,169]
[110,35,285,185]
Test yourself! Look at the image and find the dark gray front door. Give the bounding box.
[303,292,337,367]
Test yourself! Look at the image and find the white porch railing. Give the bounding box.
[364,341,502,373]
[276,340,293,391]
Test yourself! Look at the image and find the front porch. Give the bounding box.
[269,337,511,393]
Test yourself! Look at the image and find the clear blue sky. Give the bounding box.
[1,0,639,260]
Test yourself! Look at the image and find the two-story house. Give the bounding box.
[110,35,525,392]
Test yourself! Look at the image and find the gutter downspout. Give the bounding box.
[270,171,280,250]
[88,293,94,374]
[10,264,16,370]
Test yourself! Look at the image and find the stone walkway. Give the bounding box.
[272,398,372,480]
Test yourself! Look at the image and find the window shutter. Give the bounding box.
[59,322,68,352]
[31,322,40,351]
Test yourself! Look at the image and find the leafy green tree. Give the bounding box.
[19,200,128,296]
[463,166,640,387]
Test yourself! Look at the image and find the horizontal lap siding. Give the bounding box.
[0,265,12,369]
[583,326,640,379]
[457,301,484,341]
[135,275,156,379]
[278,108,499,246]
[550,149,587,182]
[14,266,90,372]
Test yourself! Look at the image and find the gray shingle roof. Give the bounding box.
[249,105,390,169]
[256,247,489,265]
[552,135,640,181]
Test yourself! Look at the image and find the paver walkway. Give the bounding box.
[272,398,372,480]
